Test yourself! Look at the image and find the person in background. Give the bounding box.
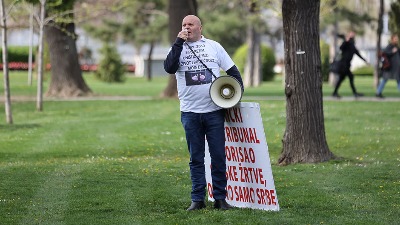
[163,15,243,211]
[332,31,369,98]
[376,34,400,98]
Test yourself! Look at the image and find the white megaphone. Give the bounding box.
[209,76,243,108]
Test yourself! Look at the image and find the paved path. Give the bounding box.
[242,96,400,102]
[1,95,400,102]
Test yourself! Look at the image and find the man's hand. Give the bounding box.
[178,29,188,40]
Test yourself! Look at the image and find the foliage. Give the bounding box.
[197,1,247,55]
[94,44,126,83]
[84,17,126,83]
[0,46,35,62]
[352,65,374,76]
[389,0,400,37]
[320,0,376,34]
[24,0,75,13]
[119,0,168,49]
[83,19,120,43]
[233,43,276,81]
[320,40,330,82]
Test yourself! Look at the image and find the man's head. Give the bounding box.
[182,15,202,42]
[390,34,399,45]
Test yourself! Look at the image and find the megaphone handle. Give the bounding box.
[185,42,218,80]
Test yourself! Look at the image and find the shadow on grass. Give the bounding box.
[0,123,41,131]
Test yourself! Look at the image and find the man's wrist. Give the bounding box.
[174,37,185,46]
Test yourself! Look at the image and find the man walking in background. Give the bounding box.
[332,31,369,98]
[376,34,400,98]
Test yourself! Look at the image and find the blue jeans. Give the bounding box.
[377,78,400,94]
[181,109,227,201]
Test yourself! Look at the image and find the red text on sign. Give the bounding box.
[225,107,243,123]
[226,165,238,181]
[225,126,260,144]
[256,188,277,205]
[226,185,255,203]
[225,146,256,163]
[239,165,265,184]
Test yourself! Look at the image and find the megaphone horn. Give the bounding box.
[209,76,243,109]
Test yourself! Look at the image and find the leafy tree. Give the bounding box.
[84,19,125,83]
[95,44,125,83]
[280,0,334,165]
[320,0,375,34]
[119,0,167,80]
[25,0,92,99]
[197,0,246,55]
[389,0,400,37]
[197,0,268,87]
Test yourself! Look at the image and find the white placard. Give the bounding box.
[205,102,279,211]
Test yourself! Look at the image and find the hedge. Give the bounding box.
[233,44,276,81]
[0,46,35,63]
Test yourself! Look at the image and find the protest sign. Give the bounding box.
[205,102,279,211]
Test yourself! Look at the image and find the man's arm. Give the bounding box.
[226,65,244,92]
[164,38,185,74]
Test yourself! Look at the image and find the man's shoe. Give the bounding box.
[354,93,364,97]
[332,93,341,98]
[187,201,206,211]
[376,93,384,98]
[214,199,233,210]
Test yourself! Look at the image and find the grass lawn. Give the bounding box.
[0,72,399,224]
[3,71,400,98]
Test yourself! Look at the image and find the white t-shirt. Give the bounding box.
[175,36,234,113]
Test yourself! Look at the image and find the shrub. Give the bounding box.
[233,44,276,81]
[0,46,36,62]
[352,65,374,76]
[95,43,125,83]
[320,40,330,82]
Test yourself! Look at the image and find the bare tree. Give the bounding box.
[35,0,45,111]
[0,0,13,124]
[28,3,33,86]
[279,0,334,165]
[161,0,197,98]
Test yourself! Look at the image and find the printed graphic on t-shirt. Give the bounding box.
[185,69,212,86]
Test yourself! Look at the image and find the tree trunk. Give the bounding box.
[279,0,334,165]
[28,3,34,86]
[244,1,262,88]
[45,21,91,97]
[375,0,384,88]
[329,0,339,86]
[36,0,45,111]
[147,41,154,81]
[0,0,12,124]
[244,25,261,87]
[161,0,197,98]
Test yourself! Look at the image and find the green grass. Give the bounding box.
[3,71,400,98]
[0,72,399,224]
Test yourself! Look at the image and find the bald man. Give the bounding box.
[164,15,243,211]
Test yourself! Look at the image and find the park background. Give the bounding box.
[1,0,400,224]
